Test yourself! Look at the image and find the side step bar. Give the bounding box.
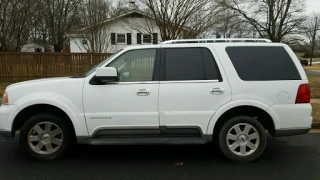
[86,137,208,145]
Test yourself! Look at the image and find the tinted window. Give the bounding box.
[202,48,221,80]
[108,49,156,82]
[164,48,220,81]
[226,46,301,81]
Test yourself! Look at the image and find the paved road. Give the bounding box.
[306,70,320,77]
[0,134,319,180]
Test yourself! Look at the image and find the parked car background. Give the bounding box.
[297,57,309,66]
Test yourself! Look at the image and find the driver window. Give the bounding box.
[108,49,156,82]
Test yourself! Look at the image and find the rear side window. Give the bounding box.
[226,46,301,81]
[164,47,221,81]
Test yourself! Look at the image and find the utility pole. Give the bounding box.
[310,16,318,66]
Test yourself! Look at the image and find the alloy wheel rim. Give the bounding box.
[226,123,260,156]
[27,122,64,155]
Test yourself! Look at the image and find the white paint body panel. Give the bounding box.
[1,77,89,136]
[95,67,117,77]
[158,44,232,134]
[0,41,312,139]
[83,82,159,135]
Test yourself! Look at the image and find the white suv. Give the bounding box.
[0,38,312,162]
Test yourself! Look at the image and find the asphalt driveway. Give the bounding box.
[306,70,320,77]
[0,133,319,180]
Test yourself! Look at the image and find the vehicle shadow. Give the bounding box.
[3,134,316,164]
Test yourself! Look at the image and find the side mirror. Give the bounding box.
[121,72,131,79]
[94,67,119,83]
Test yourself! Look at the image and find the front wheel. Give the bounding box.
[218,116,267,162]
[19,113,73,160]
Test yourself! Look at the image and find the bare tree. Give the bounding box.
[217,0,305,42]
[0,0,39,51]
[73,0,112,53]
[213,9,254,38]
[140,0,219,40]
[302,13,320,66]
[110,1,131,17]
[40,0,82,52]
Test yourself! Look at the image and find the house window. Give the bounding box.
[143,34,152,44]
[117,34,126,44]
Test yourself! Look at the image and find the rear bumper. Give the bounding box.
[268,104,312,129]
[272,128,310,137]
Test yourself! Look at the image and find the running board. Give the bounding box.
[85,137,208,145]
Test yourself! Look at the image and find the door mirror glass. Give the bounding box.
[94,67,119,83]
[122,72,131,79]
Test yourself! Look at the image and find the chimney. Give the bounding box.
[129,0,137,10]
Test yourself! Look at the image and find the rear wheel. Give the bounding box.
[218,116,267,162]
[19,113,73,160]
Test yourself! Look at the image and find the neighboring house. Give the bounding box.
[67,9,192,53]
[21,43,54,52]
[21,43,45,52]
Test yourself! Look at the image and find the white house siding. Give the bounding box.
[69,17,162,53]
[21,43,45,52]
[70,38,87,53]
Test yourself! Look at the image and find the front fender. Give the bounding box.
[9,92,88,136]
[206,100,280,134]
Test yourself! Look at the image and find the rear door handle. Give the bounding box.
[210,87,225,94]
[136,89,150,96]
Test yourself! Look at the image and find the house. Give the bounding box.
[67,9,192,53]
[21,43,54,52]
[21,43,45,52]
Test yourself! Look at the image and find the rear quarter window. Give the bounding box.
[225,46,301,81]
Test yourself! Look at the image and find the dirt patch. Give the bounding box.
[304,64,320,71]
[311,103,320,121]
[310,99,320,104]
[308,76,320,99]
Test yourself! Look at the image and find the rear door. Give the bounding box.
[158,45,232,135]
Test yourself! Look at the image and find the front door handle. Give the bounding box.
[136,89,150,96]
[210,87,225,94]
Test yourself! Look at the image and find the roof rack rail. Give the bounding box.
[160,38,272,44]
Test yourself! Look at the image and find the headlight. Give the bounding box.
[1,92,8,105]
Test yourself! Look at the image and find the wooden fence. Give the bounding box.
[0,53,112,83]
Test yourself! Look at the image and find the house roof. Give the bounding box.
[67,9,193,37]
[97,9,154,28]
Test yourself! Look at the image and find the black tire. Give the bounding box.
[19,113,73,160]
[217,116,267,163]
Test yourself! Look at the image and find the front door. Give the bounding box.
[83,48,160,135]
[158,46,232,135]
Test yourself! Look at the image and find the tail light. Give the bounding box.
[295,84,310,103]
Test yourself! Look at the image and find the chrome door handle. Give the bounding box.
[210,87,225,94]
[136,89,150,96]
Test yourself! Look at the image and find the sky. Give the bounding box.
[306,0,320,14]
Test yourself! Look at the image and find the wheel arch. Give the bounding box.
[11,103,85,138]
[207,101,279,136]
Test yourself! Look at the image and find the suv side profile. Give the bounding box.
[0,38,312,162]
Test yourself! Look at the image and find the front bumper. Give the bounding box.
[0,104,17,137]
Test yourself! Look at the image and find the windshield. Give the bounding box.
[79,50,123,77]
